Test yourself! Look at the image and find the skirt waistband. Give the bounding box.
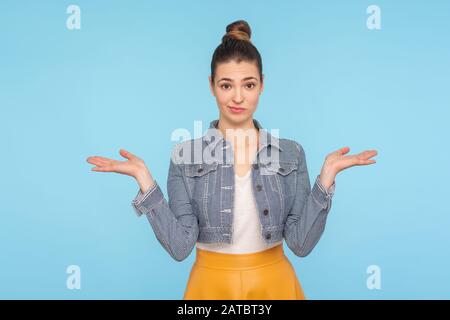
[194,244,286,270]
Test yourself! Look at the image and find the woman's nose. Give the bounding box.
[233,88,244,104]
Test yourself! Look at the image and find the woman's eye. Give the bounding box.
[220,83,256,90]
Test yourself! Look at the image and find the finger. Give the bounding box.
[359,150,378,160]
[357,159,376,165]
[91,166,113,172]
[337,146,350,155]
[338,156,377,171]
[119,149,136,160]
[87,156,113,163]
[87,158,110,166]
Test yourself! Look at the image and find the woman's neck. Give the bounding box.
[217,117,260,150]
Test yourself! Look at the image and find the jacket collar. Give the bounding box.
[202,119,283,152]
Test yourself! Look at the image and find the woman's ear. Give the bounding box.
[208,76,215,96]
[260,74,264,95]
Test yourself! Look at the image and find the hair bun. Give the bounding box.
[222,20,252,43]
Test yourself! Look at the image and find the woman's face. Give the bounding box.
[209,60,264,126]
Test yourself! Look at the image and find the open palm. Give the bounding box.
[327,147,377,173]
[86,149,145,177]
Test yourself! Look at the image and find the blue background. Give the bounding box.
[1,0,449,299]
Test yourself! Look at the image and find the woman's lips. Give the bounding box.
[228,106,246,113]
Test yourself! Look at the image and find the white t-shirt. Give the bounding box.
[196,170,283,254]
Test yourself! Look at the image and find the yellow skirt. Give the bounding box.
[183,244,306,300]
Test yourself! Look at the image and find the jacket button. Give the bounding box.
[256,184,262,191]
[263,209,269,215]
[265,233,271,240]
[197,168,203,173]
[253,164,259,170]
[279,167,285,173]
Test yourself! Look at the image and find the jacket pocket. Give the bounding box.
[263,161,298,198]
[184,162,219,197]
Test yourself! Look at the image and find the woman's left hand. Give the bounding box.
[319,147,378,189]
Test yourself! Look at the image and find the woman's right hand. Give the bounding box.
[86,149,156,194]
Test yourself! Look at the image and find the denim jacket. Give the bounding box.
[131,119,336,261]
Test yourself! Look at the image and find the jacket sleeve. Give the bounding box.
[283,142,336,257]
[131,157,199,262]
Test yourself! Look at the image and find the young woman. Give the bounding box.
[86,20,377,300]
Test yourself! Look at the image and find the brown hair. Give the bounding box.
[210,20,263,83]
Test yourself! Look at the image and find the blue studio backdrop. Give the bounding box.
[1,0,449,299]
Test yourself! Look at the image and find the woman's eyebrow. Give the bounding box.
[217,77,258,83]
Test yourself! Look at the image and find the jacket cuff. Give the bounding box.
[311,175,335,210]
[315,175,335,197]
[131,181,164,217]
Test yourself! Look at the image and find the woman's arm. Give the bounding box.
[284,142,377,257]
[132,157,199,262]
[283,142,335,257]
